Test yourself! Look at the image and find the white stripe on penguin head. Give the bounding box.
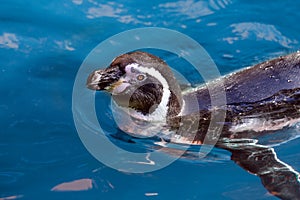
[124,63,171,122]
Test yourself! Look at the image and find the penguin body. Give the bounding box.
[87,51,300,199]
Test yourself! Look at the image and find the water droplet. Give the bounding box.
[264,66,273,70]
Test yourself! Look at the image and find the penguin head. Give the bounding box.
[87,51,183,121]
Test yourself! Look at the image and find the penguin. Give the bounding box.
[87,51,300,199]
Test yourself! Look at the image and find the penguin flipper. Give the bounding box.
[218,139,300,200]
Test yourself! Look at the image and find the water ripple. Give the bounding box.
[86,3,123,19]
[0,171,24,185]
[0,33,19,49]
[223,22,298,48]
[158,0,233,19]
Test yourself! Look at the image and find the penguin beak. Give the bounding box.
[86,67,123,91]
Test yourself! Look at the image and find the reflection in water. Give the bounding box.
[145,192,159,196]
[0,33,19,49]
[158,0,232,18]
[83,1,146,25]
[72,0,83,6]
[51,178,94,192]
[71,0,234,27]
[0,195,24,200]
[127,153,156,166]
[87,4,123,19]
[223,23,298,48]
[54,40,76,51]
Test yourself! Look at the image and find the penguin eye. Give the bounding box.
[136,74,146,81]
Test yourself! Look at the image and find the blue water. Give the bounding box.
[1,0,300,199]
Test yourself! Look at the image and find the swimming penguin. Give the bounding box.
[87,51,300,199]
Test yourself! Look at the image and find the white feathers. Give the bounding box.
[230,117,300,133]
[123,63,171,122]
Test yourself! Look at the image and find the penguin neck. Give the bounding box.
[114,87,184,123]
[166,90,184,118]
[133,91,183,123]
